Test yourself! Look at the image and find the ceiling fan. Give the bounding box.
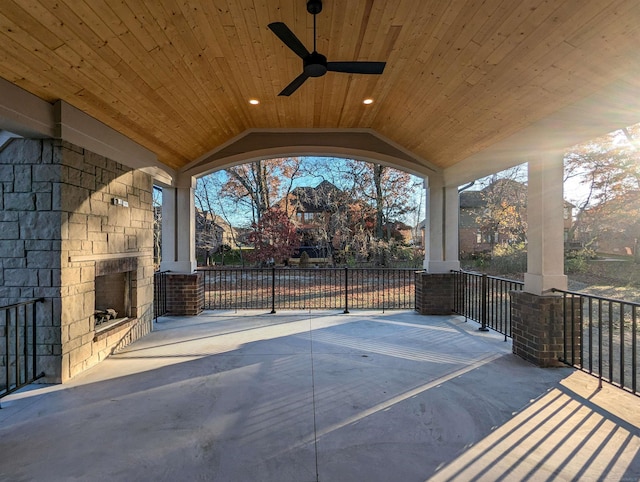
[268,0,386,96]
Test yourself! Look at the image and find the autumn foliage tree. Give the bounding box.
[476,176,528,248]
[564,125,640,261]
[246,208,301,266]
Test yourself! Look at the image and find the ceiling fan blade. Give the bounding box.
[279,72,310,96]
[268,22,310,59]
[327,61,386,75]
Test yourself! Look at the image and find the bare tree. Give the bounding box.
[221,157,303,222]
[153,186,162,269]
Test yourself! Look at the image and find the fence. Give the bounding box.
[1,298,45,401]
[199,267,416,312]
[451,270,524,339]
[552,288,640,396]
[153,271,169,321]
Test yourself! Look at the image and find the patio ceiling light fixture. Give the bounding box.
[363,98,374,105]
[249,99,260,105]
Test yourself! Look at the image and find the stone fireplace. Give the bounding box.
[0,138,155,382]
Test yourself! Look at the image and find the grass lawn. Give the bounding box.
[462,253,640,304]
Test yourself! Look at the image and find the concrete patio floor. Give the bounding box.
[1,310,639,482]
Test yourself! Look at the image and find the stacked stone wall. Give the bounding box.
[0,139,63,381]
[0,139,154,383]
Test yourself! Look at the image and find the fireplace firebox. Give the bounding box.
[94,257,138,328]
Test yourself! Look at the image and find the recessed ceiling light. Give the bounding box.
[249,99,260,105]
[363,98,374,105]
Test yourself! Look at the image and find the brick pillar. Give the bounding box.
[510,291,582,367]
[415,272,454,315]
[166,272,204,316]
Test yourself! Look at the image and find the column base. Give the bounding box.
[160,260,197,273]
[423,260,460,273]
[415,272,454,315]
[523,273,568,295]
[510,291,580,367]
[166,272,204,316]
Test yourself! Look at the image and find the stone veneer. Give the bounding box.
[0,139,154,382]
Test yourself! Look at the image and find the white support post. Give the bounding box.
[524,152,568,295]
[160,175,197,273]
[423,176,460,273]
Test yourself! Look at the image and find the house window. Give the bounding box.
[476,231,497,244]
[297,212,317,222]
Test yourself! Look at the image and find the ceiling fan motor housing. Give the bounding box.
[304,52,327,77]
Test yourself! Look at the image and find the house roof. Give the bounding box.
[1,2,640,184]
[459,190,484,209]
[290,180,343,212]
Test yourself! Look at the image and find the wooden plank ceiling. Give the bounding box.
[0,0,639,171]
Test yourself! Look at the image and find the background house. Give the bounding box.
[195,209,239,265]
[459,179,574,256]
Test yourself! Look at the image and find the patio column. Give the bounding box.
[416,176,460,315]
[524,151,568,295]
[423,176,460,273]
[510,151,569,367]
[160,175,197,273]
[159,175,203,315]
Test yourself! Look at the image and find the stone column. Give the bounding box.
[160,175,196,273]
[511,151,570,367]
[417,176,460,315]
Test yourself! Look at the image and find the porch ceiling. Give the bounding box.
[1,1,640,179]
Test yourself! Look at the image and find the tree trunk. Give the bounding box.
[373,164,385,240]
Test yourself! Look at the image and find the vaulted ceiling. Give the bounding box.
[1,1,640,182]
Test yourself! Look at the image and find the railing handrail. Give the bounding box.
[552,287,640,308]
[197,266,419,271]
[450,269,525,286]
[0,297,45,312]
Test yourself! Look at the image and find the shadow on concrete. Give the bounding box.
[0,311,637,481]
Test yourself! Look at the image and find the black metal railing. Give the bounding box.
[552,288,640,396]
[153,271,169,321]
[199,267,416,312]
[1,298,45,401]
[452,270,524,339]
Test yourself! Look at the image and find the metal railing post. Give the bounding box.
[479,273,489,331]
[343,267,349,314]
[270,267,276,314]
